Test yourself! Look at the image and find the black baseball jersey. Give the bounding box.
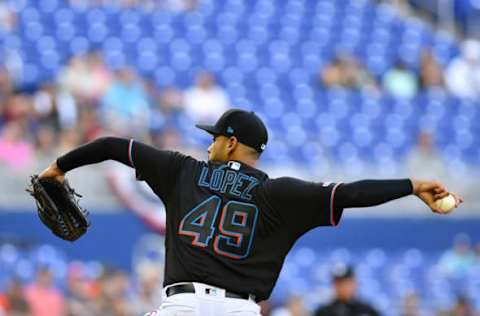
[128,140,344,301]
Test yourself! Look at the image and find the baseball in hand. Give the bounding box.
[435,194,456,213]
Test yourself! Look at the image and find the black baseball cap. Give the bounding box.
[332,264,355,281]
[196,109,268,153]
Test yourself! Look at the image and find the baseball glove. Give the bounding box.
[27,175,90,241]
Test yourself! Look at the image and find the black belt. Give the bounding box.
[166,283,254,301]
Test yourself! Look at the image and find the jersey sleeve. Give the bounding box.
[128,139,187,202]
[263,177,344,235]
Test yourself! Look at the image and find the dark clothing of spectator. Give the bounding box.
[315,299,380,316]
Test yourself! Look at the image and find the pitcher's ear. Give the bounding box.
[227,136,238,152]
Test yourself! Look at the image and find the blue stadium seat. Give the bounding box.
[7,0,479,178]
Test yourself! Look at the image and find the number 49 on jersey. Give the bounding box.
[178,196,259,259]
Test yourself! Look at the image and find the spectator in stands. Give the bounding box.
[320,54,377,91]
[65,263,96,316]
[151,126,183,151]
[419,50,444,89]
[314,265,379,316]
[148,85,184,137]
[93,269,130,316]
[25,267,65,316]
[401,293,423,316]
[0,67,13,106]
[77,107,103,142]
[0,279,30,316]
[0,1,16,32]
[33,83,78,131]
[101,67,151,138]
[57,53,100,110]
[129,262,163,315]
[447,296,475,316]
[439,234,476,278]
[445,39,480,99]
[32,83,59,128]
[59,128,81,153]
[2,94,32,124]
[0,122,35,172]
[0,294,5,316]
[383,61,418,99]
[34,125,58,167]
[183,71,229,123]
[271,295,309,316]
[85,52,112,104]
[404,131,448,179]
[159,86,184,115]
[58,56,92,102]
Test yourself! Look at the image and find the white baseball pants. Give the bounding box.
[145,282,261,316]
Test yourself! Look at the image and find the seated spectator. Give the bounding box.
[33,83,78,130]
[271,295,309,316]
[0,1,16,32]
[148,86,183,136]
[25,268,65,316]
[32,83,58,128]
[93,269,130,316]
[78,107,103,141]
[34,125,58,167]
[65,262,97,316]
[1,279,30,316]
[404,132,448,180]
[320,54,377,91]
[183,71,229,123]
[101,67,151,137]
[314,264,379,316]
[0,294,5,316]
[445,39,480,99]
[401,293,423,316]
[448,296,475,316]
[159,86,184,115]
[419,50,444,89]
[85,51,112,104]
[383,61,418,99]
[151,127,183,151]
[2,94,32,124]
[0,67,13,105]
[129,262,163,315]
[439,234,476,278]
[58,56,92,101]
[59,128,81,153]
[0,122,34,171]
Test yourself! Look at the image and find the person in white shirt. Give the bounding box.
[183,71,229,123]
[445,39,480,99]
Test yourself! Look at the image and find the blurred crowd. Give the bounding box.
[1,37,480,175]
[0,51,230,174]
[319,39,480,100]
[0,261,164,316]
[1,235,480,316]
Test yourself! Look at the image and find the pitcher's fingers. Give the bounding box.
[433,185,447,194]
[427,201,443,214]
[434,192,449,200]
[451,193,464,207]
